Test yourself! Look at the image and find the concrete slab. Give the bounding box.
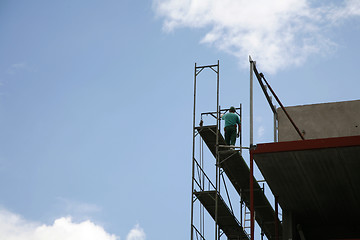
[252,135,360,239]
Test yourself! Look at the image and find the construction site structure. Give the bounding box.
[254,99,360,239]
[190,58,360,240]
[190,61,282,240]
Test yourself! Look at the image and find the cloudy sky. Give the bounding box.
[0,0,360,239]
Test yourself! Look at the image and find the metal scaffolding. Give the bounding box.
[191,61,246,240]
[191,60,284,240]
[191,56,339,240]
[191,61,221,240]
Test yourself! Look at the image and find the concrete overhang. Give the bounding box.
[252,135,360,238]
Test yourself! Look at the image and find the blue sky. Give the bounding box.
[0,0,359,239]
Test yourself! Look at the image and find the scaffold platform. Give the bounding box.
[196,125,282,240]
[194,191,249,240]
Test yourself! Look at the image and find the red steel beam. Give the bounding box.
[250,150,255,240]
[252,135,360,155]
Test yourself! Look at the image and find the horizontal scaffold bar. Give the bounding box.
[195,64,218,69]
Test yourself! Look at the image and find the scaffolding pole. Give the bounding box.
[191,61,221,240]
[190,62,197,240]
[249,56,254,147]
[215,60,220,240]
[249,56,255,240]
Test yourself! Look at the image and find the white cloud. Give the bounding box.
[325,0,360,23]
[154,0,360,73]
[56,197,102,218]
[7,62,36,75]
[126,224,146,240]
[32,218,117,240]
[0,209,117,240]
[0,208,151,240]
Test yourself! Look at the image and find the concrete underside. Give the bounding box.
[253,135,360,239]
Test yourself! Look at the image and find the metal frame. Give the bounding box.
[191,61,221,240]
[191,61,245,240]
[192,58,285,240]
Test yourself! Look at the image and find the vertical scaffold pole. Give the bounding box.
[191,61,221,240]
[215,60,220,240]
[274,104,277,142]
[190,63,197,240]
[249,56,255,240]
[240,103,242,155]
[249,56,254,147]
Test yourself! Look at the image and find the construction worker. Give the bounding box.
[221,106,241,146]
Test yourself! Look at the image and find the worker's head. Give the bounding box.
[229,106,236,112]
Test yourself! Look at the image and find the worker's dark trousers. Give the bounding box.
[224,125,237,145]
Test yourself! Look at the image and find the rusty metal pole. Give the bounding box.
[260,73,305,140]
[250,149,255,240]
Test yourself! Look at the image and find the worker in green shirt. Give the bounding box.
[221,106,241,146]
